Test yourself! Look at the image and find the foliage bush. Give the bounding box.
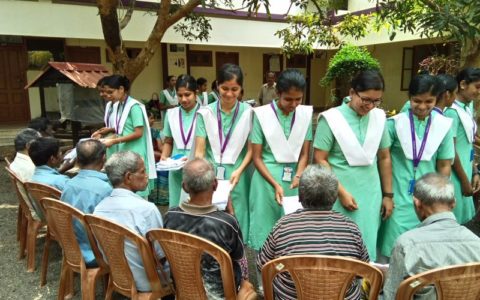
[28,51,53,69]
[321,45,380,85]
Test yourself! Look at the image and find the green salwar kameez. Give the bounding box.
[248,101,312,250]
[313,104,390,261]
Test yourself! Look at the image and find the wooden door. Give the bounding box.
[263,53,283,80]
[65,46,101,64]
[215,52,239,72]
[0,45,30,123]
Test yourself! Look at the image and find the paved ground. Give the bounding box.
[0,149,262,299]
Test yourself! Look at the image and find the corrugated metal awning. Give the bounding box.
[25,62,111,89]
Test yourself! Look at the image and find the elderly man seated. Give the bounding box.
[93,151,167,292]
[164,158,254,299]
[257,164,369,300]
[383,173,480,299]
[10,128,41,181]
[61,139,112,266]
[29,137,70,191]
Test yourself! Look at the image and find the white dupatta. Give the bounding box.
[162,89,178,105]
[254,104,312,163]
[393,112,452,161]
[451,101,477,143]
[321,107,386,166]
[196,102,252,164]
[166,106,198,150]
[104,101,118,129]
[116,96,157,179]
[197,92,209,107]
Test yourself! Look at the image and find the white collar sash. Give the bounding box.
[162,89,178,105]
[197,92,209,106]
[167,106,198,150]
[254,104,312,163]
[321,107,386,166]
[451,100,477,143]
[393,112,452,161]
[197,103,252,164]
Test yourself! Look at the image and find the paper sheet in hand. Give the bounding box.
[63,138,92,162]
[282,196,303,214]
[212,180,231,210]
[156,156,187,171]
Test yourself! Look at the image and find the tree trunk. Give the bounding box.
[97,0,201,83]
[460,40,480,68]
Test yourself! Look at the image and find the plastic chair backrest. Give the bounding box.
[396,262,480,300]
[84,215,170,299]
[4,166,38,220]
[261,255,383,300]
[24,182,61,221]
[146,228,237,300]
[41,198,108,271]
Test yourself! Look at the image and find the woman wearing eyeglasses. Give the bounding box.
[313,69,393,261]
[378,74,454,258]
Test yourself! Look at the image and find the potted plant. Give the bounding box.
[321,44,380,106]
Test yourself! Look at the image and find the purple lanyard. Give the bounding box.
[454,100,477,139]
[179,104,199,149]
[115,97,129,134]
[270,102,296,130]
[409,109,432,170]
[432,107,443,115]
[217,101,240,159]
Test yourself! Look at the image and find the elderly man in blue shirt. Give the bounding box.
[29,137,70,191]
[61,139,112,266]
[94,151,168,292]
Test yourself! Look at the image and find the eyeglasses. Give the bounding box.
[354,90,382,107]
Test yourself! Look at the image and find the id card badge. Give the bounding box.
[216,165,226,180]
[282,167,293,182]
[471,149,475,162]
[408,179,415,195]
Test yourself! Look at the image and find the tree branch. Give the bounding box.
[166,0,202,28]
[119,0,136,29]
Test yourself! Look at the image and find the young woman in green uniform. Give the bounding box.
[378,74,455,258]
[248,69,313,251]
[313,70,393,261]
[194,64,253,239]
[161,74,200,207]
[444,68,480,223]
[100,75,156,198]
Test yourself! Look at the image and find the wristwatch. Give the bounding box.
[382,192,394,198]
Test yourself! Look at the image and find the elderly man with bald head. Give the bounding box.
[164,158,252,299]
[60,139,112,266]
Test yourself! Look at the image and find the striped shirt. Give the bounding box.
[257,209,369,300]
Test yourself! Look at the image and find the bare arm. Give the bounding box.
[436,159,452,177]
[160,137,173,160]
[104,126,143,148]
[194,136,206,158]
[252,143,284,204]
[451,138,473,196]
[377,148,394,219]
[291,140,310,188]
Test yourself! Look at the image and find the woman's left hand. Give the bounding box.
[381,197,394,220]
[229,169,242,189]
[290,176,300,189]
[472,174,480,193]
[102,138,116,148]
